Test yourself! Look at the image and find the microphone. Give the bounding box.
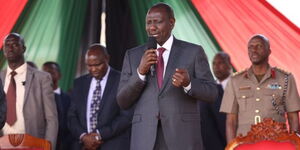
[146,36,157,77]
[22,81,26,86]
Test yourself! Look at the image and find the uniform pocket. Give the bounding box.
[236,92,253,112]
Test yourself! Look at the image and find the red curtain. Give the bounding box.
[0,0,28,48]
[192,0,300,90]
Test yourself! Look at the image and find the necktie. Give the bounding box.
[157,47,166,88]
[89,79,102,132]
[7,71,17,126]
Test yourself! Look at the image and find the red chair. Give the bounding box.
[225,118,300,150]
[0,134,51,150]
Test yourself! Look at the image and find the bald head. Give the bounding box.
[248,34,270,50]
[3,33,25,47]
[85,44,110,79]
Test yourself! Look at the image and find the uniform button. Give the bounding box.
[242,96,246,99]
[256,87,260,90]
[256,98,260,102]
[255,110,260,113]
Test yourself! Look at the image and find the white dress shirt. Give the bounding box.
[3,63,27,134]
[86,67,110,133]
[216,76,230,90]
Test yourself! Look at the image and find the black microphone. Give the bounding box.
[22,81,26,86]
[146,36,157,77]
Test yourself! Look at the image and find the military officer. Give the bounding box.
[220,34,300,143]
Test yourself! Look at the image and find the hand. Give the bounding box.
[172,68,190,87]
[82,133,103,150]
[138,49,157,75]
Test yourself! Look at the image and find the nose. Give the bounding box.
[148,23,157,33]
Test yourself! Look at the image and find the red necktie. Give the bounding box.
[7,71,17,126]
[156,47,166,88]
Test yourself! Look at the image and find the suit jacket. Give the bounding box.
[117,38,218,150]
[55,91,71,150]
[199,84,226,150]
[68,68,132,150]
[0,80,6,130]
[0,65,58,150]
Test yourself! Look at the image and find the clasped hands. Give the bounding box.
[82,133,103,150]
[138,49,190,87]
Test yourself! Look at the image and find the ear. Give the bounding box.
[170,18,175,29]
[23,45,26,53]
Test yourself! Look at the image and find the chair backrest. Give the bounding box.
[0,134,51,150]
[225,118,300,150]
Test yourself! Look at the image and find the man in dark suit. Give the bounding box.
[200,52,232,150]
[0,33,58,150]
[68,44,132,150]
[117,3,218,150]
[0,81,6,130]
[42,61,71,150]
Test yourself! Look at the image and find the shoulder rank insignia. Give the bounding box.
[232,68,247,77]
[274,67,291,75]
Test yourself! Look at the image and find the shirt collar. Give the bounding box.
[93,67,110,81]
[7,63,27,76]
[156,35,173,51]
[216,75,230,90]
[54,87,61,95]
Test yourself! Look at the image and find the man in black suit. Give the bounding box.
[200,52,232,150]
[0,81,6,130]
[42,61,71,150]
[68,44,131,150]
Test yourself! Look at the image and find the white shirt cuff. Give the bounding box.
[137,68,146,81]
[79,133,87,141]
[183,82,191,93]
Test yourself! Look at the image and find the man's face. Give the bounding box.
[248,38,270,65]
[85,51,109,80]
[3,36,25,62]
[42,65,61,84]
[145,7,174,45]
[213,55,231,81]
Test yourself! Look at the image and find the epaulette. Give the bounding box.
[232,68,247,77]
[274,67,291,75]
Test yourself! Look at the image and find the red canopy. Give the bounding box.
[192,0,300,90]
[0,0,28,48]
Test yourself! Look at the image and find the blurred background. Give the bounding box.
[0,0,299,91]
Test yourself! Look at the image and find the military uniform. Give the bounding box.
[220,66,300,135]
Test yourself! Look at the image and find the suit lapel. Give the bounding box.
[24,66,34,106]
[98,69,115,116]
[159,39,181,94]
[0,70,7,85]
[82,75,93,121]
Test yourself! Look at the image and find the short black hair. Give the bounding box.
[43,61,61,73]
[87,43,109,57]
[249,34,270,50]
[215,52,231,65]
[149,2,175,19]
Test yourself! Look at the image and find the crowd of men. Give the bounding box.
[0,2,299,150]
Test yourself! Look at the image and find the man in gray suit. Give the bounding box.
[117,3,218,150]
[1,33,58,150]
[0,81,6,130]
